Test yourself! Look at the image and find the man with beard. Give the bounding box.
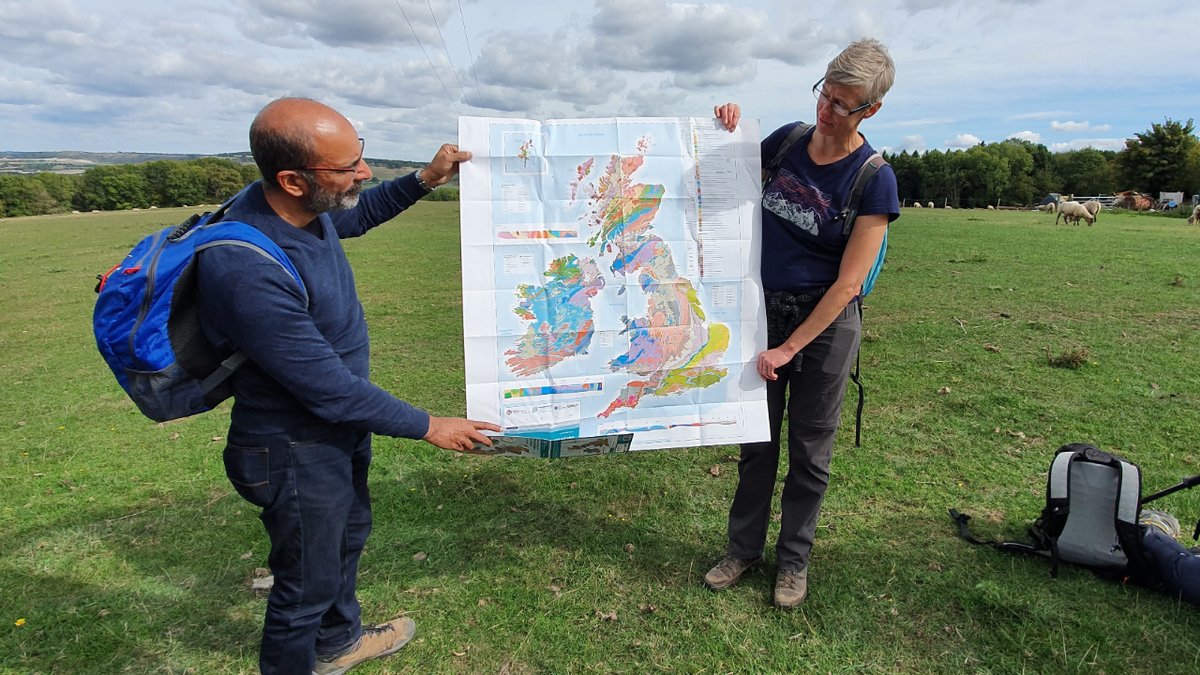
[196,97,500,674]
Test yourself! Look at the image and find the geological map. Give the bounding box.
[459,116,768,453]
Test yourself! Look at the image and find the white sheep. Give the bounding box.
[927,201,934,208]
[1056,200,1095,226]
[913,201,923,208]
[1037,202,1057,214]
[1083,200,1102,221]
[1187,204,1200,225]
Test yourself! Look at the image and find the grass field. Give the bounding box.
[2,204,1199,673]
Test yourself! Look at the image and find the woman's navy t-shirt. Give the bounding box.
[760,122,900,293]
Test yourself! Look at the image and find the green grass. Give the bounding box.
[2,205,1199,673]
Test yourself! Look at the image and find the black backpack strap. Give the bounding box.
[839,152,887,236]
[1031,520,1063,577]
[198,352,248,396]
[949,508,1048,556]
[184,187,268,395]
[849,295,864,447]
[949,508,990,546]
[841,153,887,446]
[1035,447,1077,576]
[208,186,250,224]
[762,122,813,191]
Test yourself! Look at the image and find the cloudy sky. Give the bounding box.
[2,0,1197,161]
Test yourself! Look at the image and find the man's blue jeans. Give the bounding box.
[224,423,372,674]
[1142,528,1200,605]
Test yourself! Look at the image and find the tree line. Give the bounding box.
[889,118,1199,208]
[1,119,1196,218]
[0,157,259,217]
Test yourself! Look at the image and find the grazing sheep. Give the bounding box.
[987,205,995,210]
[1083,200,1102,221]
[913,201,922,208]
[1037,202,1057,214]
[1188,204,1200,225]
[927,201,934,208]
[1056,200,1095,226]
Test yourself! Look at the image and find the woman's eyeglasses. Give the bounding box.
[811,79,873,117]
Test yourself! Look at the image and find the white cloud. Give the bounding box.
[1007,111,1074,121]
[0,0,1197,160]
[1050,120,1112,133]
[584,0,765,85]
[890,135,927,153]
[946,133,982,148]
[1050,138,1129,152]
[880,117,956,128]
[243,0,449,48]
[469,33,619,112]
[1008,130,1042,143]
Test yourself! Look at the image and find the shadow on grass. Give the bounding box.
[0,496,265,672]
[9,447,1192,674]
[1,449,725,672]
[364,451,726,587]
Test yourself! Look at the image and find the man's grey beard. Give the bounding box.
[301,175,361,212]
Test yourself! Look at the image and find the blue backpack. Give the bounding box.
[762,122,890,445]
[93,197,305,422]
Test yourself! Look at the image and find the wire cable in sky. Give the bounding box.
[456,0,484,109]
[426,0,471,108]
[395,0,459,110]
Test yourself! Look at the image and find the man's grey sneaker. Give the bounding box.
[703,556,760,591]
[1139,509,1181,538]
[313,616,416,675]
[773,568,808,609]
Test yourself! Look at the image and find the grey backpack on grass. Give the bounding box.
[951,443,1154,582]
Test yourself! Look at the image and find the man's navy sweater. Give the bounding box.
[196,174,431,439]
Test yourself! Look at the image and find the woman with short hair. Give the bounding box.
[704,38,901,609]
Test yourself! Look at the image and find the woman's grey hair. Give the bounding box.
[824,38,895,106]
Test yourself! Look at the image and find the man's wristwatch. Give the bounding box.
[415,169,434,194]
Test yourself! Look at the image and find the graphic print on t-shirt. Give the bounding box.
[763,168,832,237]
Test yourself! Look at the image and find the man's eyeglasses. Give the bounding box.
[811,79,873,117]
[300,138,365,173]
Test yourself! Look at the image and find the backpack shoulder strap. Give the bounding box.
[844,152,889,446]
[840,152,888,236]
[1114,459,1141,527]
[948,508,1050,556]
[762,122,813,190]
[1041,447,1080,534]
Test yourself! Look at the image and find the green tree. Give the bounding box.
[1055,148,1117,196]
[991,139,1038,205]
[885,150,922,205]
[1116,118,1198,197]
[143,160,208,207]
[0,175,57,217]
[239,163,261,185]
[78,165,150,211]
[193,157,248,203]
[1184,145,1200,198]
[917,149,964,207]
[424,186,460,201]
[955,144,1009,208]
[32,172,82,212]
[1026,142,1059,201]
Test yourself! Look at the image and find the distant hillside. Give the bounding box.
[0,150,425,175]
